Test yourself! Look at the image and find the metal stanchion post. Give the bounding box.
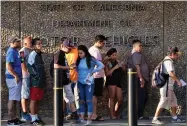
[128,68,138,126]
[54,68,63,126]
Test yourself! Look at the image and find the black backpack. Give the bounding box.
[152,59,171,89]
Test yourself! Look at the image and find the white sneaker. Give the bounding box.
[80,119,86,124]
[85,120,92,125]
[152,118,164,124]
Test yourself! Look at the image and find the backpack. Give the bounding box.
[152,59,171,89]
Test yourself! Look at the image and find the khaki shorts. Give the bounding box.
[158,89,177,110]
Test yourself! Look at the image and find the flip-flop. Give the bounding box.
[111,117,118,120]
[92,116,104,121]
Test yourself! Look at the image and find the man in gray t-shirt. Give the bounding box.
[128,51,149,82]
[127,39,149,120]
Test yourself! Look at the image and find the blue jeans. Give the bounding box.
[78,82,94,116]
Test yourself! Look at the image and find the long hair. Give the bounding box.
[106,48,117,57]
[77,45,93,69]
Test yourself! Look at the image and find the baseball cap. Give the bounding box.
[168,47,182,55]
[7,36,21,43]
[60,39,74,47]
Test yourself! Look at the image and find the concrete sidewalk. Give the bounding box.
[1,116,187,126]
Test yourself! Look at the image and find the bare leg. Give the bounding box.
[35,101,39,114]
[30,100,36,115]
[154,106,164,118]
[70,103,77,112]
[171,106,177,116]
[108,85,117,119]
[91,96,98,119]
[21,99,28,113]
[8,100,17,120]
[115,87,123,118]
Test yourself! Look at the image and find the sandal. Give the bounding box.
[92,116,104,121]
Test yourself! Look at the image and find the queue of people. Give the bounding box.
[5,35,185,126]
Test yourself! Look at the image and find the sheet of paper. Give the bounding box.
[180,79,187,86]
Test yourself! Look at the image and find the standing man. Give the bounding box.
[28,38,46,125]
[5,36,24,125]
[127,39,149,120]
[152,47,185,124]
[89,35,107,121]
[19,36,33,122]
[64,37,79,119]
[54,37,79,122]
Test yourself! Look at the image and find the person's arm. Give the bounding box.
[21,62,27,72]
[169,72,182,86]
[164,60,182,87]
[135,65,143,79]
[135,64,144,87]
[105,62,119,76]
[121,64,126,71]
[53,52,75,70]
[103,55,111,65]
[118,60,127,71]
[54,64,70,69]
[91,58,104,74]
[132,53,144,87]
[6,63,19,78]
[27,52,40,79]
[19,50,28,72]
[6,52,20,83]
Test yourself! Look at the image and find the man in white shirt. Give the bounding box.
[89,35,106,121]
[152,47,185,124]
[19,36,33,122]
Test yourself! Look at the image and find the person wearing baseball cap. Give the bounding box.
[5,35,24,125]
[152,46,185,124]
[53,37,79,123]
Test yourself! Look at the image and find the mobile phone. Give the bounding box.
[20,51,24,58]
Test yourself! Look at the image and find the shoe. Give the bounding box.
[71,112,79,120]
[85,120,92,125]
[37,119,45,125]
[7,120,21,126]
[152,118,164,124]
[7,119,23,126]
[15,119,25,124]
[63,119,69,123]
[20,113,31,122]
[139,116,149,120]
[80,119,87,124]
[65,114,72,120]
[30,120,43,126]
[171,117,185,123]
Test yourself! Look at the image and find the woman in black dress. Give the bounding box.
[104,48,125,119]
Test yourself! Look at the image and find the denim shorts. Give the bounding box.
[21,77,30,99]
[6,78,22,101]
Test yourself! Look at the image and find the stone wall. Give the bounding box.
[1,1,187,118]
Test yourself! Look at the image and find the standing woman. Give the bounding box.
[77,45,104,125]
[105,48,125,119]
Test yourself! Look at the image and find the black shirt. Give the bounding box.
[54,50,70,85]
[105,60,124,87]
